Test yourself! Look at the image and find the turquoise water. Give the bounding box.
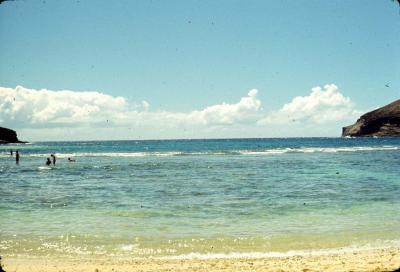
[0,138,399,258]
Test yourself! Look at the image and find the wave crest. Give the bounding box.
[0,146,398,158]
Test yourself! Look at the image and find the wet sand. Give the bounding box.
[2,247,400,272]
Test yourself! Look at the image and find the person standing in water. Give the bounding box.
[51,154,56,165]
[10,150,13,156]
[16,150,20,164]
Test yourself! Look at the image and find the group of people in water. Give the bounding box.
[9,150,76,165]
[45,154,57,166]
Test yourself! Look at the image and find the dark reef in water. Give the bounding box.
[0,127,26,144]
[342,99,400,137]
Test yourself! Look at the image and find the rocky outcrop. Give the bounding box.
[0,127,24,144]
[342,99,400,137]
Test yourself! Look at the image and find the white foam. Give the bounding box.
[239,148,292,155]
[0,146,398,159]
[120,244,139,251]
[239,146,399,155]
[38,166,52,170]
[0,151,183,158]
[159,240,400,260]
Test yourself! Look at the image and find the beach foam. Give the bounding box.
[160,240,400,260]
[0,145,398,158]
[3,247,400,272]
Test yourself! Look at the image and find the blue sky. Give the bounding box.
[0,0,399,140]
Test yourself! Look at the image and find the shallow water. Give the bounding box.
[0,138,399,258]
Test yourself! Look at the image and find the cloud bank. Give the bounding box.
[0,84,359,140]
[186,89,261,125]
[258,84,359,125]
[0,86,128,127]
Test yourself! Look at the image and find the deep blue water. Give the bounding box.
[0,138,399,258]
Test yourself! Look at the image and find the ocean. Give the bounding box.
[0,138,399,259]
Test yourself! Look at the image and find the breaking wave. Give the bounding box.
[0,146,398,158]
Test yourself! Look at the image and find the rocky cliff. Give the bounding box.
[342,99,400,137]
[0,127,23,144]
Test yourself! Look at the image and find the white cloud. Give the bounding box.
[0,86,127,127]
[258,84,359,125]
[186,89,261,125]
[112,89,262,128]
[141,101,150,111]
[0,84,360,140]
[0,85,262,129]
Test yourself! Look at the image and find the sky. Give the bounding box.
[0,0,399,141]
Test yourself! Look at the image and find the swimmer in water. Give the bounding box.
[46,158,51,166]
[51,154,56,165]
[68,157,76,162]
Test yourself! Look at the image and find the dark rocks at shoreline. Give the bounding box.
[342,99,400,137]
[0,256,5,272]
[0,127,26,144]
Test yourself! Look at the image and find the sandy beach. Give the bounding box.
[2,247,400,272]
